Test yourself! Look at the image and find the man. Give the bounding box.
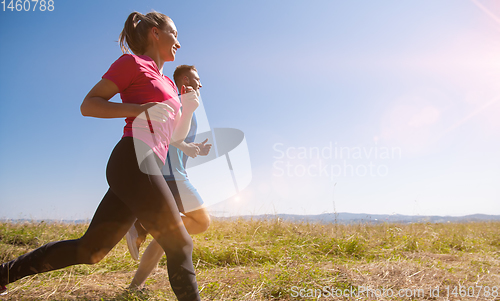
[125,65,211,288]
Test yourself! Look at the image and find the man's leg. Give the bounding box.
[182,207,211,235]
[173,179,211,234]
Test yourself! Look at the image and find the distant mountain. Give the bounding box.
[2,213,500,224]
[0,219,89,224]
[216,213,500,224]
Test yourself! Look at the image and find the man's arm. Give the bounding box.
[195,138,212,156]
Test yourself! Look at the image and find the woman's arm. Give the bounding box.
[81,79,139,118]
[81,79,174,120]
[171,86,199,144]
[171,110,193,144]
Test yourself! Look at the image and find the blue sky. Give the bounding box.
[1,0,500,220]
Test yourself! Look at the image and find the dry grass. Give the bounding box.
[1,219,499,300]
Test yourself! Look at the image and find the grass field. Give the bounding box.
[0,219,499,300]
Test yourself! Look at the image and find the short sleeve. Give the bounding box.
[102,54,139,93]
[165,76,178,94]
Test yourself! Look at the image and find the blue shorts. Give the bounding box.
[166,179,204,213]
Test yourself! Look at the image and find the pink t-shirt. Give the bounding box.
[102,54,181,163]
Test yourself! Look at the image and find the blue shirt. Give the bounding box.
[163,112,197,181]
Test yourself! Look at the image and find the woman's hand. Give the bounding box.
[180,85,199,113]
[136,102,175,123]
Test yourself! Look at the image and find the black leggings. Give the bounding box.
[0,137,200,301]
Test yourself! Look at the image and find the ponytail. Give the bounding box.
[119,11,172,55]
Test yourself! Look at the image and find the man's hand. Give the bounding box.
[195,138,212,156]
[173,141,200,158]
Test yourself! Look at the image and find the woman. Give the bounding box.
[0,11,201,301]
[127,65,212,290]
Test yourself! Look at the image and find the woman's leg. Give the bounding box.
[128,180,210,251]
[0,189,136,285]
[129,207,210,289]
[127,176,211,289]
[106,138,200,300]
[1,138,200,300]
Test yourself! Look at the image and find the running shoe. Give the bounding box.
[0,285,7,296]
[126,225,140,261]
